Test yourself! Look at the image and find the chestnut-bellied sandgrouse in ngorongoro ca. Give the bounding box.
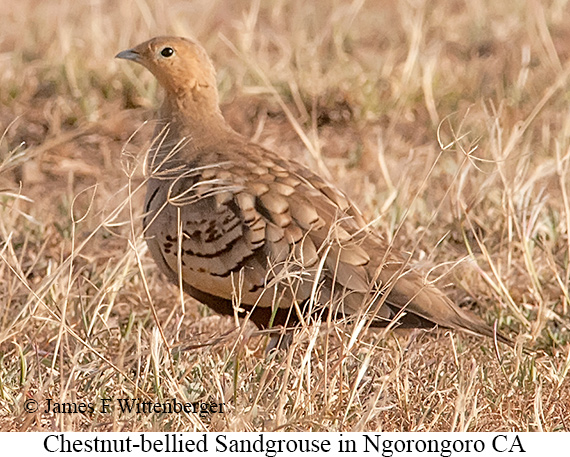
[116,36,510,347]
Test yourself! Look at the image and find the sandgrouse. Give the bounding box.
[116,36,510,345]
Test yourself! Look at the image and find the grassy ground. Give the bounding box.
[1,0,569,431]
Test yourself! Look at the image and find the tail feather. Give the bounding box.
[382,273,513,346]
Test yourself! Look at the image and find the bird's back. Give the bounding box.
[143,132,505,342]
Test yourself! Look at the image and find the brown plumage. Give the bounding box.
[116,36,510,345]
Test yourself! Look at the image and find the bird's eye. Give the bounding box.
[160,47,174,58]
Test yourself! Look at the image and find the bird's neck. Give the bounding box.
[164,86,230,136]
[149,89,236,171]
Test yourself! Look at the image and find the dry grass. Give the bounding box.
[1,0,569,431]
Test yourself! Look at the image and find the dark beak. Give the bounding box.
[115,48,141,62]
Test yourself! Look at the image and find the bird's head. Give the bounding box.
[116,36,218,104]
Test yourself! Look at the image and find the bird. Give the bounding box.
[115,36,511,347]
